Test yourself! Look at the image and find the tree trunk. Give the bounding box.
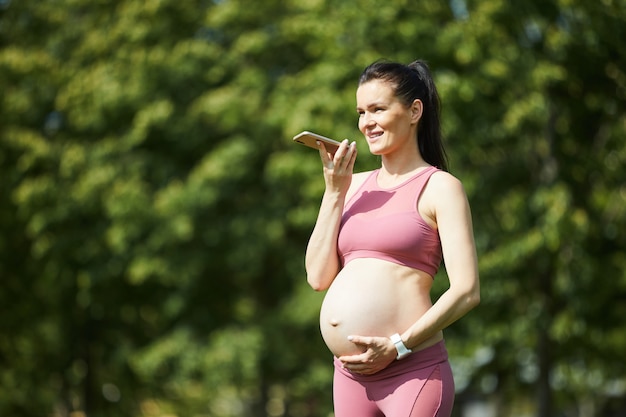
[537,324,552,417]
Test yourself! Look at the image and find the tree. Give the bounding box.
[434,1,626,415]
[1,0,625,416]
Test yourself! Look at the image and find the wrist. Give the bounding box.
[321,190,346,204]
[390,333,412,360]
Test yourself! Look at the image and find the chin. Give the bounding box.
[367,144,383,155]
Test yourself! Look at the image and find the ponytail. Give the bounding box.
[359,60,448,171]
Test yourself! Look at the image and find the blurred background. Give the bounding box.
[1,0,625,416]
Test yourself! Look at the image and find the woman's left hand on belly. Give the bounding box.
[337,335,397,375]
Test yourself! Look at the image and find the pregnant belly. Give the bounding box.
[319,259,433,357]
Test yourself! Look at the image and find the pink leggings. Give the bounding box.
[333,341,454,417]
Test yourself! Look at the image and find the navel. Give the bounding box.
[329,318,340,327]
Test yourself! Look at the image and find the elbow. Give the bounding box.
[304,262,327,291]
[452,281,480,313]
[465,286,481,310]
[307,274,330,292]
[468,292,480,310]
[308,281,328,292]
[305,260,338,291]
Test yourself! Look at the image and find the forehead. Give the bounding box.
[356,80,396,106]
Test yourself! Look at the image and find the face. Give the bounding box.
[356,80,422,156]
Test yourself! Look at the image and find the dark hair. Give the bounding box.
[358,60,448,171]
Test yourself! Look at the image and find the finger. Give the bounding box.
[338,353,367,364]
[347,335,371,347]
[349,365,365,374]
[317,141,334,169]
[346,142,357,169]
[342,363,364,375]
[332,139,350,166]
[339,141,357,170]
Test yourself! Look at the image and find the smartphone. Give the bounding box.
[292,131,341,154]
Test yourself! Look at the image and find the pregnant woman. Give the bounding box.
[305,60,480,417]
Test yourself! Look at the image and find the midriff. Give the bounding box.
[319,257,443,357]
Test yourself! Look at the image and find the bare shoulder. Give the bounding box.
[423,170,469,212]
[428,170,466,194]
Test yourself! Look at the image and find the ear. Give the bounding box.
[410,99,423,124]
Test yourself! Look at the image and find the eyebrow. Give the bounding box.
[356,101,387,111]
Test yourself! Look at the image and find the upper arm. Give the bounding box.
[305,171,370,291]
[428,173,479,293]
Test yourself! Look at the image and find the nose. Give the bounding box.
[360,112,375,130]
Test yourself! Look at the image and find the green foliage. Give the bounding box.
[1,0,625,416]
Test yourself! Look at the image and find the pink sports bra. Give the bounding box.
[337,166,442,277]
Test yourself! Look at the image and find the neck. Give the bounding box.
[377,156,430,188]
[380,150,429,177]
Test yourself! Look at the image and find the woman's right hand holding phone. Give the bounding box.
[318,139,357,194]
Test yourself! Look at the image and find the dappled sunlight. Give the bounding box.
[1,0,625,416]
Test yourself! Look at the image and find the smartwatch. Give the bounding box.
[390,333,412,360]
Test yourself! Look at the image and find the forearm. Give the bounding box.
[305,191,345,291]
[402,283,480,349]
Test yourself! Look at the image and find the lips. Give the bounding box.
[367,131,383,140]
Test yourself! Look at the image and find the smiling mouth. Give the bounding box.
[367,131,383,140]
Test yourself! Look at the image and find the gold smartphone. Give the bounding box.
[293,131,341,154]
